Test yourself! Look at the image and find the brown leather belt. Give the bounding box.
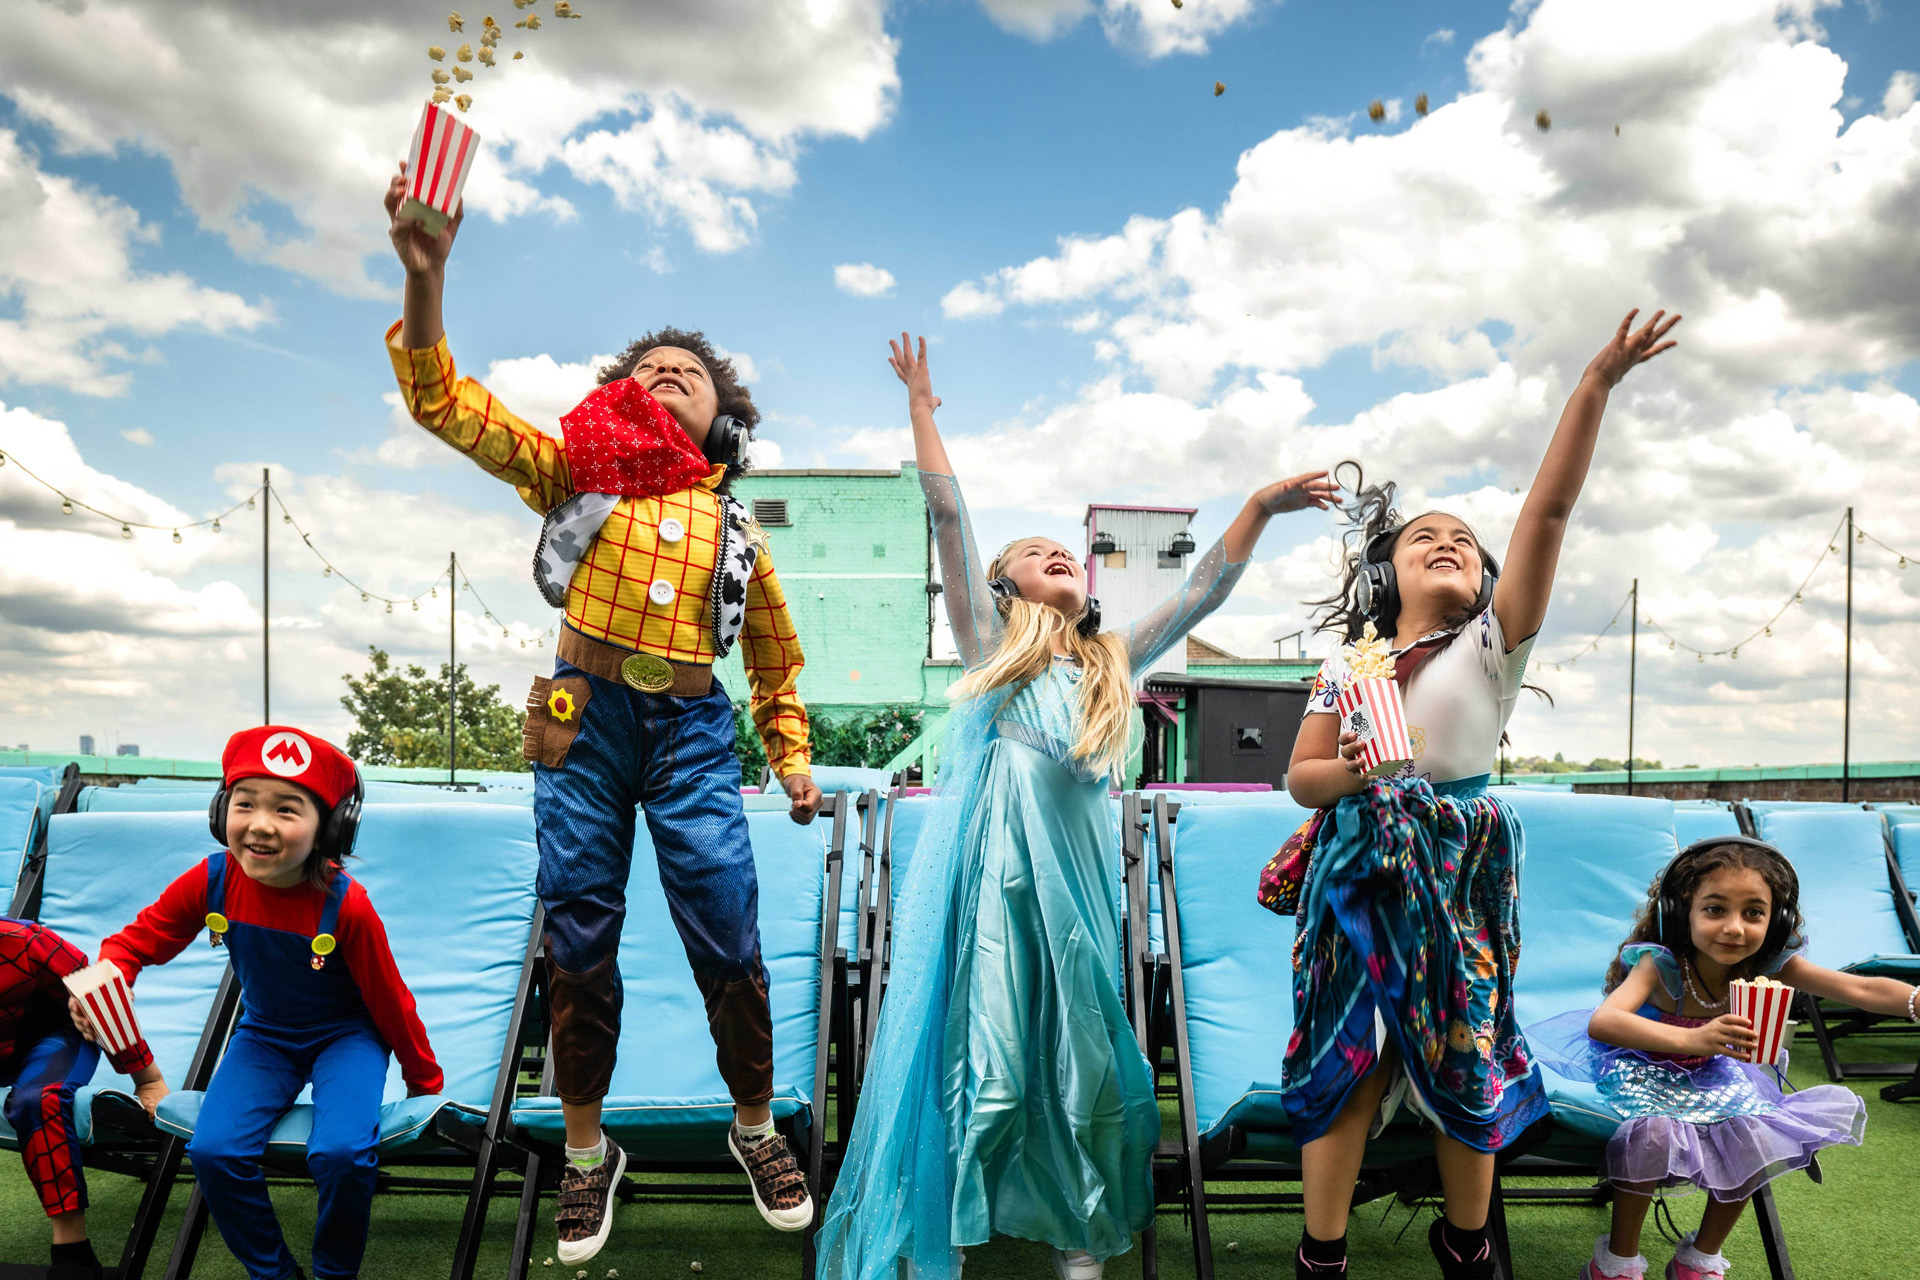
[557,627,713,697]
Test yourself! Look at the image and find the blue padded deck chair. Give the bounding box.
[1740,804,1920,1100]
[8,765,82,920]
[1871,806,1920,1101]
[499,796,850,1280]
[149,802,542,1280]
[1142,793,1549,1280]
[1492,791,1810,1280]
[3,811,241,1280]
[1,777,43,909]
[856,792,931,1077]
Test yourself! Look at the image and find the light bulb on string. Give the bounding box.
[1731,647,1738,659]
[246,496,256,511]
[386,601,393,614]
[1857,531,1865,544]
[283,513,292,525]
[430,587,437,599]
[412,600,419,611]
[172,529,182,544]
[1794,592,1803,605]
[1901,557,1909,570]
[60,499,73,515]
[360,592,368,602]
[212,518,221,533]
[121,524,132,539]
[1697,652,1705,663]
[323,566,332,577]
[1764,625,1772,637]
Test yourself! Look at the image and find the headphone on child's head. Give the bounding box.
[208,771,366,864]
[703,414,747,469]
[1655,835,1800,965]
[1355,523,1500,625]
[987,574,1102,639]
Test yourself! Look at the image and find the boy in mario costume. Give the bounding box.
[2,914,166,1277]
[383,168,822,1261]
[82,726,440,1280]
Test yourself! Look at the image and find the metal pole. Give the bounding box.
[262,467,271,725]
[449,553,457,784]
[1843,508,1853,802]
[1627,579,1637,797]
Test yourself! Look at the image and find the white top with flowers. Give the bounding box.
[1303,606,1536,785]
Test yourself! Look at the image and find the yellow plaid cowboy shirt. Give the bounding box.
[386,322,811,779]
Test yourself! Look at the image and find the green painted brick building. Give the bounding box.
[714,464,961,729]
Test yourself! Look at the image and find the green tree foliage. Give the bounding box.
[732,703,925,783]
[1508,753,1667,774]
[340,646,529,772]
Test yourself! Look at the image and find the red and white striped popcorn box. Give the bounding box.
[399,100,481,236]
[1729,977,1794,1066]
[62,960,144,1060]
[1335,676,1415,779]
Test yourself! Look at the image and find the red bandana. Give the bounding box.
[559,378,713,498]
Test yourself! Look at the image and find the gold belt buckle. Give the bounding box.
[620,652,675,693]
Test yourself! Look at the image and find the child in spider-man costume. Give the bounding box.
[84,726,441,1280]
[1,916,165,1277]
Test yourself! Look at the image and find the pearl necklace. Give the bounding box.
[1683,959,1728,1013]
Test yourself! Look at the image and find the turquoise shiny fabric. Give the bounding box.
[816,683,1156,1280]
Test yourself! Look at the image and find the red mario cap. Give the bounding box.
[221,726,358,810]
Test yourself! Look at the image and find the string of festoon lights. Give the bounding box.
[1534,510,1911,671]
[0,447,553,647]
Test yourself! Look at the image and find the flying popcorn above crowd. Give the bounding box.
[423,2,583,110]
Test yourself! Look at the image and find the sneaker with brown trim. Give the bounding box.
[728,1123,813,1231]
[555,1133,627,1264]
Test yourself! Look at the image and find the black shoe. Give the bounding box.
[1428,1218,1500,1280]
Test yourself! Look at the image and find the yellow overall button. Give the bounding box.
[311,933,337,956]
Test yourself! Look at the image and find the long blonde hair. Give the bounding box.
[947,544,1135,780]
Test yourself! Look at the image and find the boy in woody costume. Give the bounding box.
[383,169,824,1264]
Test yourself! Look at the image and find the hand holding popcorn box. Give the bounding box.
[62,960,144,1059]
[1335,623,1415,779]
[399,100,481,236]
[1729,975,1794,1066]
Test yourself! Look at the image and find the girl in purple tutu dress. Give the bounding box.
[1531,836,1920,1280]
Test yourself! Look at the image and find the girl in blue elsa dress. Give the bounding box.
[814,333,1338,1280]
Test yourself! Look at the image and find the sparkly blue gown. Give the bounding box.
[814,472,1247,1280]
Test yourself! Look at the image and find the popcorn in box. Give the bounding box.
[62,959,144,1059]
[1729,975,1794,1066]
[400,100,480,236]
[1334,622,1413,778]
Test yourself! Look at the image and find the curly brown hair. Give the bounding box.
[1603,840,1804,993]
[597,327,760,492]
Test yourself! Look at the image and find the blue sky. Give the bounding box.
[1,0,1917,765]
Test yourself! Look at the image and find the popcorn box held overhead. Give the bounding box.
[400,100,480,236]
[62,959,144,1059]
[1335,676,1414,779]
[1729,977,1793,1066]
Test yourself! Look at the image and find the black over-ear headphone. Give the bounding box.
[988,575,1102,639]
[1655,835,1799,966]
[1355,524,1500,625]
[703,414,747,469]
[210,770,366,863]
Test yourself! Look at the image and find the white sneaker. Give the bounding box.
[1051,1249,1103,1280]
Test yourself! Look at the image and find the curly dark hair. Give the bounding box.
[1603,841,1804,993]
[1305,460,1495,644]
[597,326,760,492]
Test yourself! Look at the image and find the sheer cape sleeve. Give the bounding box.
[920,472,1000,669]
[1123,538,1248,676]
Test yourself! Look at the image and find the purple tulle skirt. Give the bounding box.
[1529,1007,1867,1202]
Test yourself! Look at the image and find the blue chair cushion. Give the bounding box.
[1753,809,1914,971]
[0,776,43,899]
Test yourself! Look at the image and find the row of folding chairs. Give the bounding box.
[1112,789,1920,1280]
[2,775,879,1280]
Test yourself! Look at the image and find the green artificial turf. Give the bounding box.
[4,1030,1916,1278]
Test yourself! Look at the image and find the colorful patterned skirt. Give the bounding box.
[1280,775,1548,1151]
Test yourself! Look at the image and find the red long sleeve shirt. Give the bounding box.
[99,856,443,1095]
[1,917,154,1074]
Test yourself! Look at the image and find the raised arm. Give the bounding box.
[892,335,997,667]
[1494,309,1680,647]
[1127,472,1338,674]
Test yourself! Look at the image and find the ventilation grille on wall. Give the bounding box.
[752,499,790,526]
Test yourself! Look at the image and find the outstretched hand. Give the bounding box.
[386,162,463,277]
[1584,308,1681,389]
[888,333,941,413]
[1255,470,1340,516]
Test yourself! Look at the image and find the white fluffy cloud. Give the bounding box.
[0,130,266,395]
[0,400,556,759]
[976,0,1266,56]
[0,1,901,296]
[834,262,897,297]
[933,0,1920,765]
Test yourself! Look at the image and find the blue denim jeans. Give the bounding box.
[533,660,772,1105]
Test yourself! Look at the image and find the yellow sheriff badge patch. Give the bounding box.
[548,688,578,723]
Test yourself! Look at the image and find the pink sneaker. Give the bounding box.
[1666,1259,1726,1280]
[1579,1235,1647,1280]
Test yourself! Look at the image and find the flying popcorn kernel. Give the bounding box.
[432,87,452,103]
[478,46,495,65]
[1414,92,1429,117]
[428,45,446,60]
[554,1,582,16]
[432,69,450,84]
[1367,99,1386,123]
[455,93,473,111]
[1344,623,1396,679]
[457,42,473,60]
[513,50,524,57]
[448,11,465,33]
[1535,109,1552,131]
[1213,80,1224,96]
[517,13,542,27]
[452,64,473,81]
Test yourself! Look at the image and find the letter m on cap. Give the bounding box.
[261,731,312,777]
